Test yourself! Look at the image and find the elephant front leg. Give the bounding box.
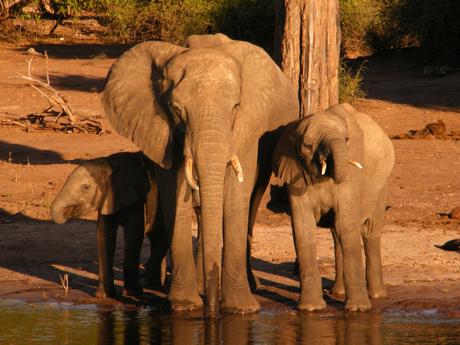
[335,196,371,312]
[221,168,260,314]
[289,191,326,311]
[121,203,145,297]
[96,214,118,298]
[157,166,202,311]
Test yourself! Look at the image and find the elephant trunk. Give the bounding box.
[50,197,70,224]
[328,137,349,184]
[189,105,229,316]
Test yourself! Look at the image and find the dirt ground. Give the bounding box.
[0,37,459,315]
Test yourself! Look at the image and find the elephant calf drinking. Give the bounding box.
[51,152,166,298]
[273,103,395,312]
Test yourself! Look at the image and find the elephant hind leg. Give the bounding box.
[96,214,119,298]
[362,191,388,299]
[122,203,145,297]
[330,227,345,300]
[246,164,272,292]
[144,207,169,288]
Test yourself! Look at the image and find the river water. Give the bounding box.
[1,300,459,344]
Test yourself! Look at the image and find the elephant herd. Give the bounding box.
[50,34,395,316]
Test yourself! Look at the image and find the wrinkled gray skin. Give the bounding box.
[273,103,395,312]
[50,152,167,298]
[102,33,299,314]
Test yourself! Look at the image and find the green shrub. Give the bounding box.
[389,0,460,63]
[339,59,366,102]
[100,0,217,43]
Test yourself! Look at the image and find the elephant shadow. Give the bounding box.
[0,208,168,306]
[250,257,344,310]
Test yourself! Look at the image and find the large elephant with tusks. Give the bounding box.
[102,33,299,315]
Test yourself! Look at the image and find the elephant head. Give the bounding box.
[273,111,360,186]
[102,34,297,315]
[51,153,151,224]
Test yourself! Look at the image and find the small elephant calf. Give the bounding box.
[273,103,394,312]
[51,152,166,298]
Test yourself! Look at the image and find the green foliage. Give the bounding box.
[100,0,218,43]
[388,0,460,63]
[339,0,460,62]
[99,0,275,48]
[339,59,366,102]
[212,0,275,52]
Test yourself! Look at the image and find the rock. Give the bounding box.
[450,206,460,219]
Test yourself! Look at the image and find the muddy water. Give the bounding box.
[1,300,460,344]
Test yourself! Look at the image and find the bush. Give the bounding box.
[99,0,276,49]
[389,0,460,63]
[100,0,217,44]
[339,59,366,102]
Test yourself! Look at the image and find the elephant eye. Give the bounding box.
[81,184,90,191]
[302,143,313,151]
[234,102,240,110]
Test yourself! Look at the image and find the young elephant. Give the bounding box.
[273,103,394,312]
[51,152,167,298]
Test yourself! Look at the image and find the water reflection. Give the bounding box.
[0,300,459,345]
[96,309,385,345]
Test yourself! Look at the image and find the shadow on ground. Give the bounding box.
[15,43,131,60]
[348,48,460,110]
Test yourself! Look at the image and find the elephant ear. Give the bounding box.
[217,40,299,142]
[183,33,232,48]
[272,121,304,185]
[102,42,186,169]
[100,153,151,215]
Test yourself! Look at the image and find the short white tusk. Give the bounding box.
[348,160,363,169]
[185,156,199,191]
[230,155,244,183]
[320,159,327,175]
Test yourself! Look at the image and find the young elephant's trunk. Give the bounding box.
[50,198,70,224]
[329,138,349,184]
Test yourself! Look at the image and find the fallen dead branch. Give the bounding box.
[2,53,104,134]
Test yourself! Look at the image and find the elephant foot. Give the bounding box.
[345,295,372,312]
[298,295,327,312]
[221,286,260,314]
[330,284,345,300]
[169,289,203,312]
[96,286,117,299]
[368,284,388,299]
[122,286,143,298]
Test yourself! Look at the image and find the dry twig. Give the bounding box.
[59,273,69,296]
[3,54,104,133]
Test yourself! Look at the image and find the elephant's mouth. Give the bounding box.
[64,205,82,221]
[184,155,244,191]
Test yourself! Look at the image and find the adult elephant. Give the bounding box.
[102,33,299,315]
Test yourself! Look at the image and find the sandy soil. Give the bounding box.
[0,38,459,314]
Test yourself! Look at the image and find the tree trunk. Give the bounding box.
[274,0,340,117]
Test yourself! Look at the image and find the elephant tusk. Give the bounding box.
[230,155,244,183]
[320,159,327,175]
[348,160,363,169]
[185,156,199,191]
